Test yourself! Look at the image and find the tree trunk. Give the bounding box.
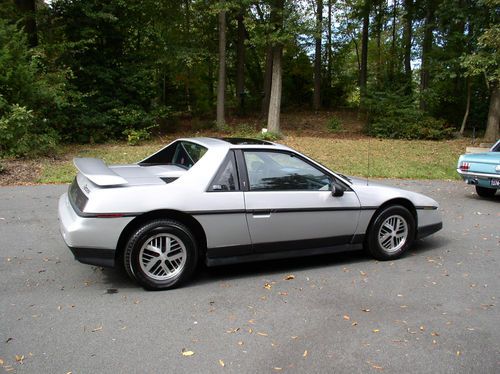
[459,78,471,135]
[261,46,274,118]
[375,1,383,88]
[236,11,246,112]
[484,85,500,142]
[14,0,37,47]
[216,6,226,127]
[389,0,397,83]
[313,0,323,111]
[402,0,413,94]
[326,0,332,91]
[267,45,283,133]
[420,1,434,110]
[359,0,370,92]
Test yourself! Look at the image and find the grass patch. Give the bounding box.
[36,135,467,184]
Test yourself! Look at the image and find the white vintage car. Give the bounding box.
[58,138,442,290]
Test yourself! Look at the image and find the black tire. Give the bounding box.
[124,219,198,290]
[475,186,496,198]
[366,205,416,261]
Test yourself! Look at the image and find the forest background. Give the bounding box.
[0,0,498,160]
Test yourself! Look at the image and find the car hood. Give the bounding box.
[347,177,439,209]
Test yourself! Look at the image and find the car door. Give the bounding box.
[239,150,361,254]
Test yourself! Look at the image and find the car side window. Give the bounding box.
[208,152,239,192]
[243,151,331,191]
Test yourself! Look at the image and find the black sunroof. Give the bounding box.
[220,137,274,145]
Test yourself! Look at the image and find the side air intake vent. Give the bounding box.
[160,177,178,184]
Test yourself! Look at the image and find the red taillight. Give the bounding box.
[460,162,470,171]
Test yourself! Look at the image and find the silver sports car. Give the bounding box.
[58,137,442,290]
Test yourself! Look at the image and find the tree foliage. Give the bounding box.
[1,0,498,157]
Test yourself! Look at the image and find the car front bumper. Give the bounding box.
[58,193,134,268]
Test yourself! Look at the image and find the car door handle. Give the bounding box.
[251,210,271,218]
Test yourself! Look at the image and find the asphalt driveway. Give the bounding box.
[0,180,498,373]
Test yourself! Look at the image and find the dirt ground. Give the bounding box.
[0,110,367,186]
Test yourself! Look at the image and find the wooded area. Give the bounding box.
[0,0,498,158]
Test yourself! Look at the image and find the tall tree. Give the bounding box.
[326,0,333,90]
[267,0,285,133]
[420,0,435,109]
[313,0,323,110]
[217,3,227,127]
[236,8,246,112]
[402,0,413,94]
[359,0,371,92]
[14,0,37,47]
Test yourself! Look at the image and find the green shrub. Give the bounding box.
[234,123,256,137]
[123,127,152,146]
[0,104,59,157]
[256,130,282,141]
[365,91,453,140]
[326,117,343,133]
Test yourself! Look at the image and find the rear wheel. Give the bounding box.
[475,185,496,198]
[124,219,198,290]
[366,205,415,261]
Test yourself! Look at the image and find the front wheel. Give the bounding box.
[124,219,198,290]
[475,185,497,198]
[366,205,415,261]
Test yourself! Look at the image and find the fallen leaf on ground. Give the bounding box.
[226,328,240,333]
[420,326,425,331]
[219,359,225,367]
[362,309,371,312]
[264,283,272,290]
[257,332,268,336]
[352,321,358,326]
[0,358,3,365]
[273,367,282,371]
[456,351,461,356]
[343,315,350,321]
[431,331,439,336]
[91,326,103,332]
[15,355,24,364]
[279,291,288,296]
[303,350,308,357]
[284,275,295,280]
[182,350,195,357]
[372,329,380,333]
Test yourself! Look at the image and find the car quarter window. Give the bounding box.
[208,152,240,192]
[243,151,331,191]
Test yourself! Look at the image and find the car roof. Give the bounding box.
[178,137,292,151]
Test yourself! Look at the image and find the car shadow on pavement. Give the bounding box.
[97,236,447,290]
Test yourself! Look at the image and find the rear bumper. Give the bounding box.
[58,193,133,267]
[457,169,500,189]
[69,246,115,268]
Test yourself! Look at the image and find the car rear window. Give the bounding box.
[139,141,207,169]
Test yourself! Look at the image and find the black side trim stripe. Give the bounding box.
[415,206,438,210]
[189,207,376,215]
[75,211,140,218]
[208,235,355,258]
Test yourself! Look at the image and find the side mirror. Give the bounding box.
[331,182,345,197]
